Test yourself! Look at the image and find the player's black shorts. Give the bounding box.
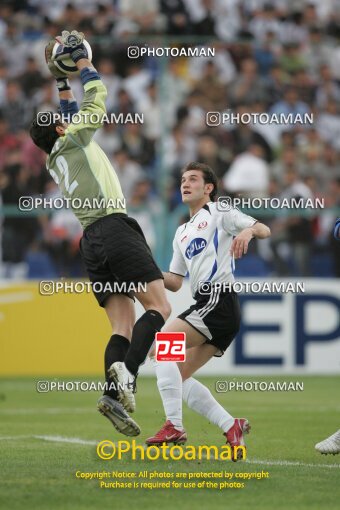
[79,213,163,307]
[178,284,241,356]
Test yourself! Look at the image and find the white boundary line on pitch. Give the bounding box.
[35,435,98,445]
[244,458,340,469]
[0,435,32,440]
[0,408,93,415]
[183,453,340,469]
[0,435,98,445]
[0,435,339,469]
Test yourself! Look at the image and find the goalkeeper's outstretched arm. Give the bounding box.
[59,87,79,122]
[75,57,94,71]
[47,31,107,144]
[65,58,107,146]
[57,58,106,126]
[45,39,79,121]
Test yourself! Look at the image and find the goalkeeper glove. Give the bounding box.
[54,30,89,64]
[45,40,71,92]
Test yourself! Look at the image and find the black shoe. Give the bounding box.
[97,395,141,436]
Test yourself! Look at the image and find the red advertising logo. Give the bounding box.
[155,332,186,362]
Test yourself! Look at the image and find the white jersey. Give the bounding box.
[169,202,256,297]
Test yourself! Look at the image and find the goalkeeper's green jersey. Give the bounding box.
[46,79,126,229]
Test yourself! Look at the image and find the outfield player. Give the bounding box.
[29,31,171,437]
[314,218,340,455]
[147,162,270,459]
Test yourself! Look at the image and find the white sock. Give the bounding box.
[182,377,234,433]
[153,360,183,430]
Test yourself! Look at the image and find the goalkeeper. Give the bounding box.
[30,31,171,437]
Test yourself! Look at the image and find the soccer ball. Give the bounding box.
[51,40,93,75]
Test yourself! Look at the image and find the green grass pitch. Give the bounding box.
[0,375,339,510]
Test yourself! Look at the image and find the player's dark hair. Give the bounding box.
[29,112,63,154]
[182,162,218,201]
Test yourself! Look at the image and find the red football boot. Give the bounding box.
[146,420,187,446]
[224,418,251,461]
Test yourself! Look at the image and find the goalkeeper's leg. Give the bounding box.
[104,293,135,402]
[99,294,140,435]
[124,280,171,375]
[108,280,171,413]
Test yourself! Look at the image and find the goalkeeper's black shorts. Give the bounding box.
[80,213,163,307]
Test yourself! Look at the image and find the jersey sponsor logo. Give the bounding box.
[197,220,208,230]
[185,238,207,259]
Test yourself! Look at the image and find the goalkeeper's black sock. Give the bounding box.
[124,310,165,376]
[104,334,130,399]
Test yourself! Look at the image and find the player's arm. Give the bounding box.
[222,208,270,259]
[162,272,184,292]
[59,87,79,120]
[65,62,107,145]
[166,229,187,291]
[45,39,79,121]
[248,221,271,239]
[53,31,107,145]
[230,221,271,259]
[59,88,79,122]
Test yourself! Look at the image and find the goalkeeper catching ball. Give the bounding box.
[30,31,171,437]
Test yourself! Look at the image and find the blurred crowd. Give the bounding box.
[0,0,340,278]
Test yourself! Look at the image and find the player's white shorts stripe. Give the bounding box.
[201,287,221,318]
[198,287,221,318]
[197,286,217,317]
[198,287,222,318]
